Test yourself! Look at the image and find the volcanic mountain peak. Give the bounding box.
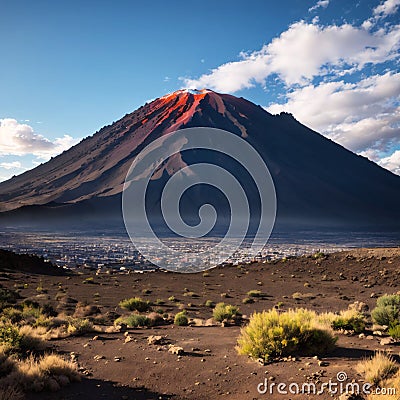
[1,89,400,229]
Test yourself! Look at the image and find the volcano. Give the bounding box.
[1,88,400,230]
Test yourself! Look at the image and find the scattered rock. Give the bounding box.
[124,335,133,343]
[380,337,395,346]
[147,335,164,345]
[168,345,184,355]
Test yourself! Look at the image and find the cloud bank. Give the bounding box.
[182,0,400,175]
[0,118,78,160]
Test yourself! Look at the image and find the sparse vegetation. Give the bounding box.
[330,309,366,333]
[174,311,189,326]
[0,324,43,355]
[204,300,215,308]
[66,318,94,336]
[119,297,151,312]
[237,308,337,362]
[213,303,240,323]
[242,297,254,304]
[388,324,400,339]
[372,295,400,326]
[356,352,398,386]
[0,351,80,393]
[247,290,263,298]
[115,314,151,327]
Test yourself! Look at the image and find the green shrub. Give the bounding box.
[237,308,337,362]
[213,303,240,322]
[119,297,151,312]
[247,290,263,298]
[115,314,151,327]
[0,325,22,351]
[204,300,215,308]
[242,297,254,304]
[0,287,18,310]
[174,311,189,326]
[388,324,400,339]
[67,318,94,336]
[0,324,43,354]
[331,309,366,333]
[372,295,400,326]
[168,296,178,302]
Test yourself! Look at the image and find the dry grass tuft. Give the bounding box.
[356,352,399,386]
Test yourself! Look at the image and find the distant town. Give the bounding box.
[0,231,352,273]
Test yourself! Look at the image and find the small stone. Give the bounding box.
[359,333,365,338]
[92,335,99,341]
[195,382,201,386]
[380,337,395,346]
[114,356,121,362]
[318,360,329,367]
[373,330,383,336]
[124,335,133,343]
[94,355,105,361]
[168,345,184,355]
[147,335,163,345]
[366,335,374,340]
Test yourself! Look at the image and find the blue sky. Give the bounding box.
[0,0,399,180]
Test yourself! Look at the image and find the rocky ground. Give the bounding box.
[1,247,400,400]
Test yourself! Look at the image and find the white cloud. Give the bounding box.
[267,72,400,153]
[0,118,78,160]
[373,0,400,18]
[183,20,400,90]
[309,0,329,13]
[0,161,23,170]
[379,150,400,175]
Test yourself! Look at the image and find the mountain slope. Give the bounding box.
[1,89,399,229]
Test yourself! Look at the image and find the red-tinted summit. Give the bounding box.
[0,89,400,229]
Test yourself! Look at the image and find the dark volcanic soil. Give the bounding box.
[1,247,400,400]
